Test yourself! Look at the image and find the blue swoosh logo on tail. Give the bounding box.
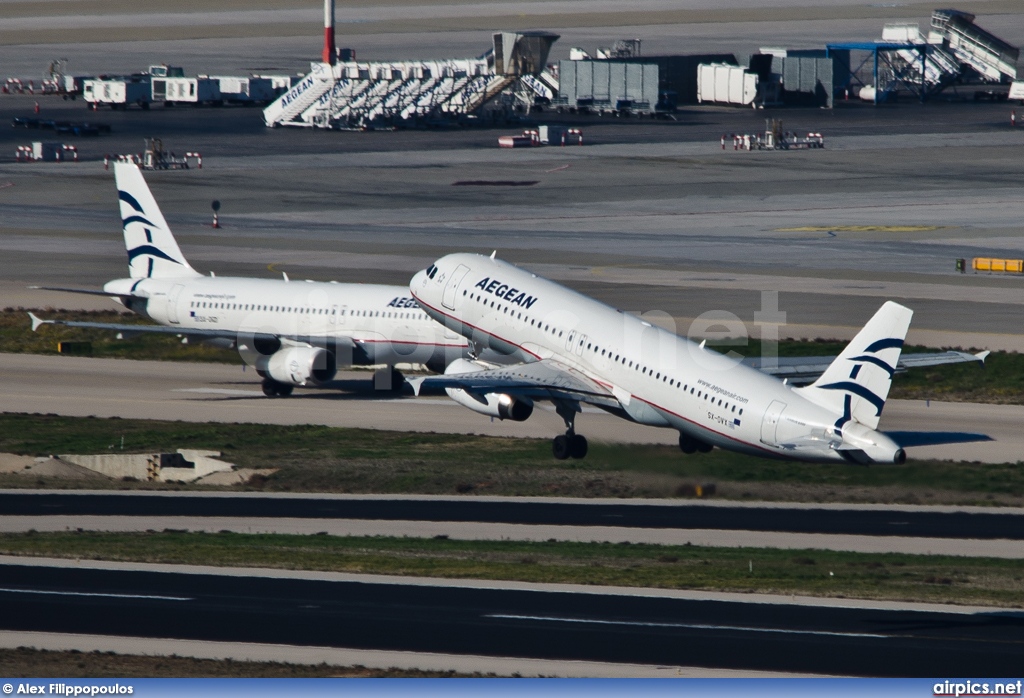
[118,190,145,213]
[127,245,181,266]
[122,215,158,228]
[819,381,886,416]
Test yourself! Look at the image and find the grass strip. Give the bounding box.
[0,647,493,678]
[2,531,1021,608]
[1,413,1022,504]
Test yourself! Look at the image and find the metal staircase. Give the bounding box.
[262,62,337,127]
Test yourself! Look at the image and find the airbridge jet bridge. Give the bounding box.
[263,31,560,129]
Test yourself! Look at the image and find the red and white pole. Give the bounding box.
[322,0,336,64]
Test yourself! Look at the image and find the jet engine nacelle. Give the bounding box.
[838,421,906,465]
[443,358,534,422]
[256,345,336,387]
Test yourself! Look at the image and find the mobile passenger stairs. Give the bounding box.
[828,9,1018,104]
[263,32,560,129]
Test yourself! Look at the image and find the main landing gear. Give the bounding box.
[374,366,406,392]
[552,400,588,460]
[261,378,294,398]
[553,432,588,460]
[679,432,713,454]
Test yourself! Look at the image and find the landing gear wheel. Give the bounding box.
[569,434,588,459]
[552,435,571,460]
[696,440,713,453]
[374,367,406,392]
[261,378,293,398]
[679,434,697,454]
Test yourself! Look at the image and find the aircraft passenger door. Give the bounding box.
[442,264,470,311]
[760,400,787,446]
[331,305,344,326]
[575,333,587,356]
[565,330,577,352]
[167,284,184,324]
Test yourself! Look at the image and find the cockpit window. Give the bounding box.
[426,264,438,280]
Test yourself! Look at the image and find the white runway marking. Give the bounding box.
[172,388,263,397]
[0,587,192,602]
[486,614,889,639]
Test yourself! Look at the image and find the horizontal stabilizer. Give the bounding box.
[28,285,127,298]
[747,349,988,385]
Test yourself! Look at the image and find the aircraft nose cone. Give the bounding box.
[410,269,427,292]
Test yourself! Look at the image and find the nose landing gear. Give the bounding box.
[551,399,588,460]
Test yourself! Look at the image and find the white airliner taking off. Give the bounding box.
[410,253,988,462]
[31,163,468,396]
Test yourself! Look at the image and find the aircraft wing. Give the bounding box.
[27,312,355,349]
[410,358,621,409]
[30,313,237,339]
[742,350,989,385]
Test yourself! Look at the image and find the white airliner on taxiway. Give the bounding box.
[409,253,988,462]
[31,163,468,396]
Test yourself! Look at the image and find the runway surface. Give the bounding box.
[0,353,1015,463]
[1,558,1020,676]
[5,491,1022,540]
[0,630,801,679]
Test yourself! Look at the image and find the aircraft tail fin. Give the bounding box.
[794,301,912,431]
[113,162,201,279]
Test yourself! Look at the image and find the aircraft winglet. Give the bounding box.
[975,350,990,365]
[28,312,51,332]
[406,376,425,397]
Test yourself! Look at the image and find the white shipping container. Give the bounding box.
[216,76,248,96]
[263,76,294,91]
[537,124,566,144]
[713,65,730,100]
[84,78,151,108]
[1009,81,1024,100]
[698,63,758,106]
[246,78,284,102]
[154,77,220,104]
[728,70,746,103]
[211,76,285,103]
[32,142,62,161]
[882,23,923,43]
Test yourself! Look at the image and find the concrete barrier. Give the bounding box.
[58,450,234,483]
